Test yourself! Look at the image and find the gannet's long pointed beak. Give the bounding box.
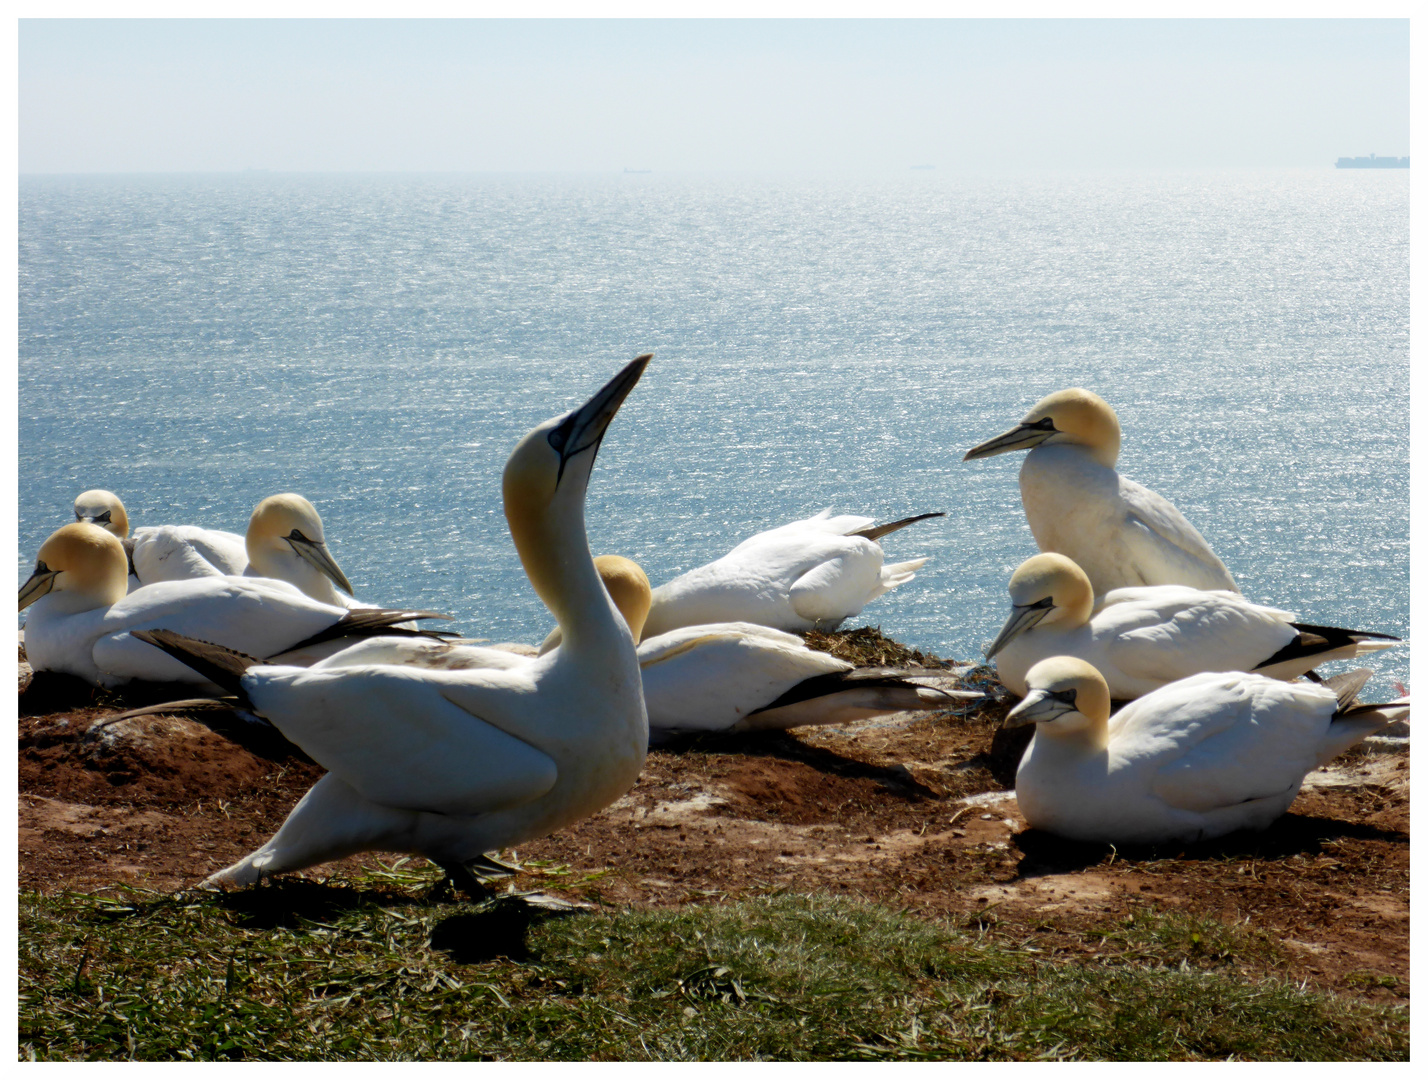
[549,353,652,485]
[18,564,59,612]
[985,597,1055,659]
[962,417,1058,461]
[286,535,355,596]
[1003,688,1076,728]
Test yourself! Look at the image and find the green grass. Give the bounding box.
[18,868,1406,1062]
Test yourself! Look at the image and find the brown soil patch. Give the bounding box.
[17,641,1409,1006]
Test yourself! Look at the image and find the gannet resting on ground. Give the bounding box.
[133,354,654,895]
[638,509,944,640]
[73,489,248,589]
[18,522,452,691]
[986,553,1398,699]
[1006,656,1409,846]
[242,493,360,608]
[962,389,1238,595]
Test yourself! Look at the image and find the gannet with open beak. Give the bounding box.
[18,522,451,691]
[987,553,1398,699]
[1007,656,1408,845]
[638,509,944,640]
[73,489,248,589]
[132,355,654,894]
[963,389,1238,595]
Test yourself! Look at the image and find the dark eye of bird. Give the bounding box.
[35,560,48,574]
[288,529,308,542]
[95,511,112,524]
[1028,416,1057,431]
[547,420,572,455]
[1051,688,1078,706]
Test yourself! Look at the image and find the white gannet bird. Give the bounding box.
[962,389,1239,595]
[1006,656,1409,846]
[986,553,1398,699]
[18,522,451,691]
[132,354,654,894]
[73,489,248,589]
[638,509,944,640]
[242,493,358,608]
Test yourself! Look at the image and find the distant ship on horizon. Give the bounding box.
[1336,154,1408,169]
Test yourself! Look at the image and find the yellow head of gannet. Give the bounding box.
[246,493,354,597]
[592,555,652,642]
[963,388,1121,470]
[503,356,651,641]
[1002,655,1111,745]
[73,490,130,539]
[985,553,1094,659]
[19,522,130,613]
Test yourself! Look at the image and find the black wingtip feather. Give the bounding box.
[130,629,263,701]
[850,512,947,543]
[276,607,458,656]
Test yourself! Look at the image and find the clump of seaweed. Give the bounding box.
[802,626,955,670]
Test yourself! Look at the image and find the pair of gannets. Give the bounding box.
[18,522,450,691]
[638,509,943,639]
[1007,656,1408,845]
[986,553,1398,699]
[964,389,1238,594]
[74,490,356,607]
[133,356,654,894]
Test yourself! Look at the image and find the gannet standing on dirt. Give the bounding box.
[1006,656,1408,845]
[986,553,1398,699]
[962,389,1238,594]
[73,489,248,589]
[134,355,655,895]
[638,509,944,639]
[18,522,452,691]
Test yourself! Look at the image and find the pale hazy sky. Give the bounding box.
[18,18,1410,173]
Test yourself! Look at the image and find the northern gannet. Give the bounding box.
[962,389,1238,594]
[638,509,944,639]
[243,493,357,607]
[1006,656,1408,845]
[133,355,654,894]
[986,553,1398,699]
[73,489,248,588]
[18,522,450,691]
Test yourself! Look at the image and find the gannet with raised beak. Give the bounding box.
[73,489,248,589]
[987,553,1398,699]
[133,355,654,894]
[638,509,944,640]
[18,522,451,691]
[963,389,1238,595]
[1007,656,1408,845]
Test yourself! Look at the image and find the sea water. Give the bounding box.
[17,170,1410,692]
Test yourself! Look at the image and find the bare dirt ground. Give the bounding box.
[18,634,1409,1006]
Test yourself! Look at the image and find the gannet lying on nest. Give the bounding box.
[638,509,944,639]
[1006,656,1408,845]
[986,553,1397,699]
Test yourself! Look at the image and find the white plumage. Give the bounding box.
[963,389,1238,594]
[73,489,247,589]
[639,508,940,639]
[134,355,654,892]
[18,523,446,692]
[987,553,1396,699]
[1007,656,1407,845]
